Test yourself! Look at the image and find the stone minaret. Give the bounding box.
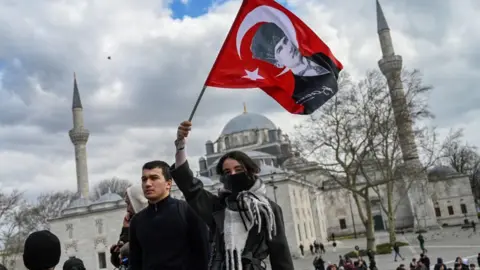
[68,73,90,198]
[376,0,438,229]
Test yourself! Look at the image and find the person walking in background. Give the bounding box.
[171,120,294,270]
[417,233,427,253]
[300,243,305,256]
[410,258,417,270]
[310,243,315,255]
[314,255,325,270]
[22,230,61,270]
[109,185,148,268]
[129,160,209,270]
[320,242,326,254]
[393,242,405,261]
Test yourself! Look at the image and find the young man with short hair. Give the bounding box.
[129,160,209,270]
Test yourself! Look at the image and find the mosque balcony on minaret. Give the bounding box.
[69,128,90,145]
[378,55,402,76]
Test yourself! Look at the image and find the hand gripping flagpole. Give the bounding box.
[188,85,207,122]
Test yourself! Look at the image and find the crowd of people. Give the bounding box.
[3,120,479,270]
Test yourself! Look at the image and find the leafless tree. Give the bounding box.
[91,178,132,200]
[293,69,450,248]
[442,137,480,200]
[0,190,23,265]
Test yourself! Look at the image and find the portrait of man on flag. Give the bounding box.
[249,21,337,114]
[204,0,343,116]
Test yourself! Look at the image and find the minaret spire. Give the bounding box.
[376,0,395,57]
[72,72,83,109]
[243,102,247,114]
[69,73,90,199]
[376,0,438,230]
[376,0,389,32]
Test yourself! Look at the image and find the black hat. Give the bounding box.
[23,230,61,270]
[63,257,85,270]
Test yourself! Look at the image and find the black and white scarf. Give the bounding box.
[222,179,276,270]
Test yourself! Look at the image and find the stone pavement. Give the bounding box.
[291,227,480,270]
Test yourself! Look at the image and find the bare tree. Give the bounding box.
[442,137,480,200]
[91,178,131,200]
[0,190,23,265]
[294,71,381,250]
[293,69,450,248]
[0,190,77,265]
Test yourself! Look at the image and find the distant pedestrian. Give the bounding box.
[313,255,325,270]
[320,242,326,254]
[331,233,336,242]
[314,241,320,253]
[420,253,430,270]
[410,258,417,270]
[310,244,315,255]
[332,241,337,252]
[417,233,427,253]
[393,242,405,262]
[300,243,305,256]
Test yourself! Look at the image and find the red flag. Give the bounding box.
[205,0,343,115]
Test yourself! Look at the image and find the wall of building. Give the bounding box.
[49,207,125,270]
[430,175,477,226]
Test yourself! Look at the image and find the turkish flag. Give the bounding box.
[205,0,343,115]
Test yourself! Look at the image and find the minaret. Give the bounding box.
[68,73,90,198]
[376,0,438,229]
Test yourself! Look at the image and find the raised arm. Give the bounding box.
[170,121,221,227]
[267,202,294,270]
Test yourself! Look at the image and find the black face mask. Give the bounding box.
[222,172,255,193]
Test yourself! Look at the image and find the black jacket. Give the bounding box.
[170,161,294,270]
[129,196,209,270]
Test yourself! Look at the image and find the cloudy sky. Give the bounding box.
[1,0,479,198]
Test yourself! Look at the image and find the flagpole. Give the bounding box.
[188,85,207,121]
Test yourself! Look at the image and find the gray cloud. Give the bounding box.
[1,0,479,194]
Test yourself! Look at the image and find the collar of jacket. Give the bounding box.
[147,195,172,211]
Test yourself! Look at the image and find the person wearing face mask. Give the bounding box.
[170,121,293,270]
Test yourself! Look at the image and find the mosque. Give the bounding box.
[8,1,476,270]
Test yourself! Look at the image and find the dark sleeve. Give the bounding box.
[119,226,129,243]
[129,215,142,270]
[267,202,294,270]
[170,161,220,227]
[110,226,129,267]
[186,203,209,270]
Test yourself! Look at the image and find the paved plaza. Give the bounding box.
[292,227,480,270]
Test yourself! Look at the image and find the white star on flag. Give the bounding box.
[242,68,264,81]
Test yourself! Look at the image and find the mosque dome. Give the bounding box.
[95,190,123,204]
[221,112,276,136]
[67,197,90,209]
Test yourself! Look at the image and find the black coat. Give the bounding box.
[170,161,294,270]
